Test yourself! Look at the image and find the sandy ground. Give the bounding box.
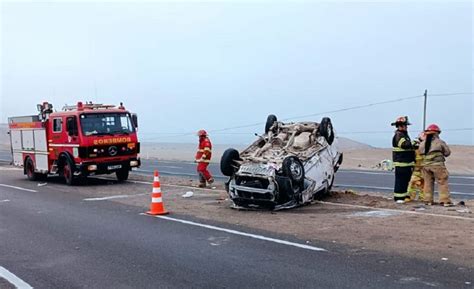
[139,143,474,174]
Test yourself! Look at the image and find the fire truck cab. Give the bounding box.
[8,101,140,185]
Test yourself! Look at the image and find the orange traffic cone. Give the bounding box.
[146,170,169,215]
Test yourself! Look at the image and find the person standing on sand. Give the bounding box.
[418,124,453,207]
[391,116,415,203]
[195,130,214,188]
[407,132,425,201]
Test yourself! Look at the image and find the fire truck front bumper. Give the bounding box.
[77,158,141,176]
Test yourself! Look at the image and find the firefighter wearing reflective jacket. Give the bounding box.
[196,130,214,188]
[418,124,452,206]
[407,133,425,201]
[391,116,415,203]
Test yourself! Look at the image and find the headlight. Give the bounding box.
[130,160,139,167]
[88,165,97,171]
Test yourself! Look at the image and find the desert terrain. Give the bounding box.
[1,124,473,174]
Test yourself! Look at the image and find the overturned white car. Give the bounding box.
[220,115,343,210]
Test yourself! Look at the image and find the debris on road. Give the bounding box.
[37,182,47,187]
[182,191,194,198]
[350,210,401,218]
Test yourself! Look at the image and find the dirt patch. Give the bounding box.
[101,173,474,267]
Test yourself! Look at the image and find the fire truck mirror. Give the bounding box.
[66,117,78,136]
[132,114,138,128]
[37,104,43,112]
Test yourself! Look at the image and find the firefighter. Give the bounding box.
[418,124,452,206]
[391,116,415,203]
[407,132,425,201]
[195,129,214,188]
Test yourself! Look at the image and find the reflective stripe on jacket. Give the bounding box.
[392,130,415,167]
[418,136,450,166]
[195,137,212,163]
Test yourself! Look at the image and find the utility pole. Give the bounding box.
[423,89,428,130]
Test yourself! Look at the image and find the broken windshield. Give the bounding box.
[80,113,135,136]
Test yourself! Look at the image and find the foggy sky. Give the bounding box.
[1,1,472,147]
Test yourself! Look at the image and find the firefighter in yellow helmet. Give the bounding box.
[418,124,452,206]
[391,116,415,203]
[407,132,425,201]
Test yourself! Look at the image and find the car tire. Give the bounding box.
[116,168,130,182]
[282,156,305,184]
[220,148,240,177]
[61,157,76,186]
[334,153,343,173]
[319,117,335,145]
[25,157,38,181]
[265,114,277,134]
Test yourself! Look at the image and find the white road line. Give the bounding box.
[94,177,223,193]
[335,184,473,196]
[339,170,392,176]
[450,183,474,187]
[317,201,474,221]
[0,199,10,203]
[339,170,474,180]
[136,169,196,177]
[0,184,37,193]
[144,214,327,252]
[0,266,33,289]
[83,193,149,201]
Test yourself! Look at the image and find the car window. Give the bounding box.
[53,118,62,133]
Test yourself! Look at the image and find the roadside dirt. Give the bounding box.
[107,173,474,268]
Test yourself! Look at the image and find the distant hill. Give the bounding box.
[0,124,9,149]
[337,137,373,151]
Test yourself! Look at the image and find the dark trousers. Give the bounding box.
[394,166,413,201]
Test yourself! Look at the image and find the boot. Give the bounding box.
[198,182,206,188]
[208,178,214,185]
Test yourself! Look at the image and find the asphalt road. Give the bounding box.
[0,150,472,199]
[0,171,472,289]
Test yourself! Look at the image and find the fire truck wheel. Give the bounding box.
[62,158,76,186]
[25,157,38,181]
[116,168,129,182]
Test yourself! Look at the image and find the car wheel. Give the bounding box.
[319,117,335,145]
[282,156,305,184]
[265,114,277,134]
[334,153,343,173]
[116,168,130,182]
[220,148,240,177]
[62,157,75,186]
[25,157,38,181]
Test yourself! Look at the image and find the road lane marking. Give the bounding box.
[338,170,474,180]
[450,183,474,186]
[144,215,327,252]
[335,184,473,196]
[83,193,149,201]
[0,199,10,203]
[94,177,224,193]
[318,201,474,221]
[0,184,37,193]
[0,266,33,289]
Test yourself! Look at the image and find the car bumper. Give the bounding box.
[77,158,141,175]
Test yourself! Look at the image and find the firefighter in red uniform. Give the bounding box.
[196,130,214,188]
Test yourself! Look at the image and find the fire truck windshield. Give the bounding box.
[80,113,135,136]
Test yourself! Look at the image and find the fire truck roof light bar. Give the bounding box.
[62,102,117,111]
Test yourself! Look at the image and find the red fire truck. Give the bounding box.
[8,101,140,185]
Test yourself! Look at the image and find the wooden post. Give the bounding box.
[423,89,428,130]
